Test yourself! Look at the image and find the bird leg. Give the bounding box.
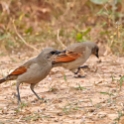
[74,68,80,75]
[74,65,89,75]
[30,84,41,100]
[16,81,21,104]
[74,65,89,78]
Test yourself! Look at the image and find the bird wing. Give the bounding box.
[9,66,27,76]
[53,51,82,63]
[7,58,36,77]
[0,66,27,82]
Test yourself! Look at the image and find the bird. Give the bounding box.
[53,41,99,77]
[0,47,61,104]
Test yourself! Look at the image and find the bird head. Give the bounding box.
[37,47,61,62]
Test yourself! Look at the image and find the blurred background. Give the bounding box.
[0,0,123,56]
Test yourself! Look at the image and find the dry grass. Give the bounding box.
[0,0,124,55]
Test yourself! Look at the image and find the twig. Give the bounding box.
[12,19,39,52]
[56,29,66,49]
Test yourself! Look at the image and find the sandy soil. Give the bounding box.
[0,53,124,124]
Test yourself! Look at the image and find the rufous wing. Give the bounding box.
[9,66,27,76]
[53,51,82,63]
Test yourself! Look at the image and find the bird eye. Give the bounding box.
[50,51,56,54]
[50,50,61,54]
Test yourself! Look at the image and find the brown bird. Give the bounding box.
[53,41,99,77]
[0,47,60,104]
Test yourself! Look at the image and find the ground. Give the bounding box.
[0,53,124,124]
[0,0,124,123]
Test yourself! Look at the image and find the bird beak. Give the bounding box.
[96,53,99,58]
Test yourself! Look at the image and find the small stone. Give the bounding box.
[97,112,107,118]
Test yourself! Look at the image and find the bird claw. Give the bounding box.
[38,97,47,103]
[74,74,86,78]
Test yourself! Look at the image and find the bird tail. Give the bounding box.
[0,78,6,84]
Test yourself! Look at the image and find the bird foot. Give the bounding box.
[74,74,86,78]
[74,65,89,75]
[32,97,47,103]
[39,98,47,103]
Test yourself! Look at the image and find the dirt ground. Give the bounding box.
[0,52,124,124]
